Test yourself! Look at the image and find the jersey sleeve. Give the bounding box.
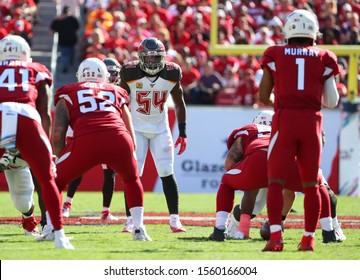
[31,62,53,87]
[54,84,71,106]
[261,46,276,73]
[321,50,340,83]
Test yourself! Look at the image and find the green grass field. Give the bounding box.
[0,192,359,260]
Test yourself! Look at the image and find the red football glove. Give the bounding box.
[174,136,187,155]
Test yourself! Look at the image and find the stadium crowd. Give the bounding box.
[76,0,358,106]
[1,0,358,106]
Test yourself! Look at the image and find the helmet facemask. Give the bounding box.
[138,37,166,75]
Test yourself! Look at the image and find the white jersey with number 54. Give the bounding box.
[120,60,182,134]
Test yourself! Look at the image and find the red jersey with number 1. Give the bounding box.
[54,82,129,137]
[262,45,339,111]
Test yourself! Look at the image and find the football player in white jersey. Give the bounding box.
[0,150,40,236]
[119,37,187,233]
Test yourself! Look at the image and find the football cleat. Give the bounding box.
[322,229,337,243]
[22,215,40,236]
[35,224,55,241]
[298,235,315,251]
[262,231,283,252]
[132,227,152,241]
[121,219,134,233]
[225,215,239,239]
[169,216,186,233]
[54,229,75,250]
[101,210,118,221]
[62,202,71,218]
[208,227,226,242]
[334,224,346,242]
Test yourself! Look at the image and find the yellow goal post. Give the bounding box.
[209,0,360,102]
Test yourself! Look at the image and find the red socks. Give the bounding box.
[303,186,321,232]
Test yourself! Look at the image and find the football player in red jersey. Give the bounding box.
[209,110,273,241]
[119,37,187,233]
[259,10,340,252]
[61,57,121,221]
[52,57,151,241]
[210,111,341,243]
[0,35,73,249]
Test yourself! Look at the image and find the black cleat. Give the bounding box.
[322,229,338,243]
[209,227,226,242]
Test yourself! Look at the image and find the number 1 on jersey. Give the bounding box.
[295,58,305,91]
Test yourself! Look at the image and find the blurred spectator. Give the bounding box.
[233,16,255,43]
[234,68,259,106]
[56,0,83,19]
[187,33,209,57]
[191,61,223,105]
[11,0,38,23]
[167,0,194,26]
[213,55,240,76]
[148,0,168,24]
[242,0,267,24]
[85,0,109,14]
[251,26,275,45]
[274,0,295,24]
[170,16,191,53]
[85,1,113,32]
[80,27,105,61]
[256,4,283,28]
[344,27,360,45]
[84,43,106,60]
[218,8,234,43]
[50,5,80,73]
[319,14,341,43]
[5,8,33,41]
[195,50,208,75]
[187,11,210,41]
[340,11,359,44]
[124,1,148,26]
[317,0,337,28]
[180,56,201,103]
[9,19,32,46]
[104,22,127,52]
[319,28,339,45]
[270,24,285,45]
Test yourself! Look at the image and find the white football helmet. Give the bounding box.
[76,57,109,83]
[252,110,274,126]
[283,9,320,41]
[0,35,32,62]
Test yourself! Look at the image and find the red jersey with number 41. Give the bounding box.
[0,60,52,107]
[54,82,129,137]
[261,45,339,111]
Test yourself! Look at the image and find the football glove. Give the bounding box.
[174,136,187,155]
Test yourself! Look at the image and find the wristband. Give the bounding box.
[178,123,187,138]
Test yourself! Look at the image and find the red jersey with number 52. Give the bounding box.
[261,45,339,111]
[0,60,52,107]
[54,82,129,137]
